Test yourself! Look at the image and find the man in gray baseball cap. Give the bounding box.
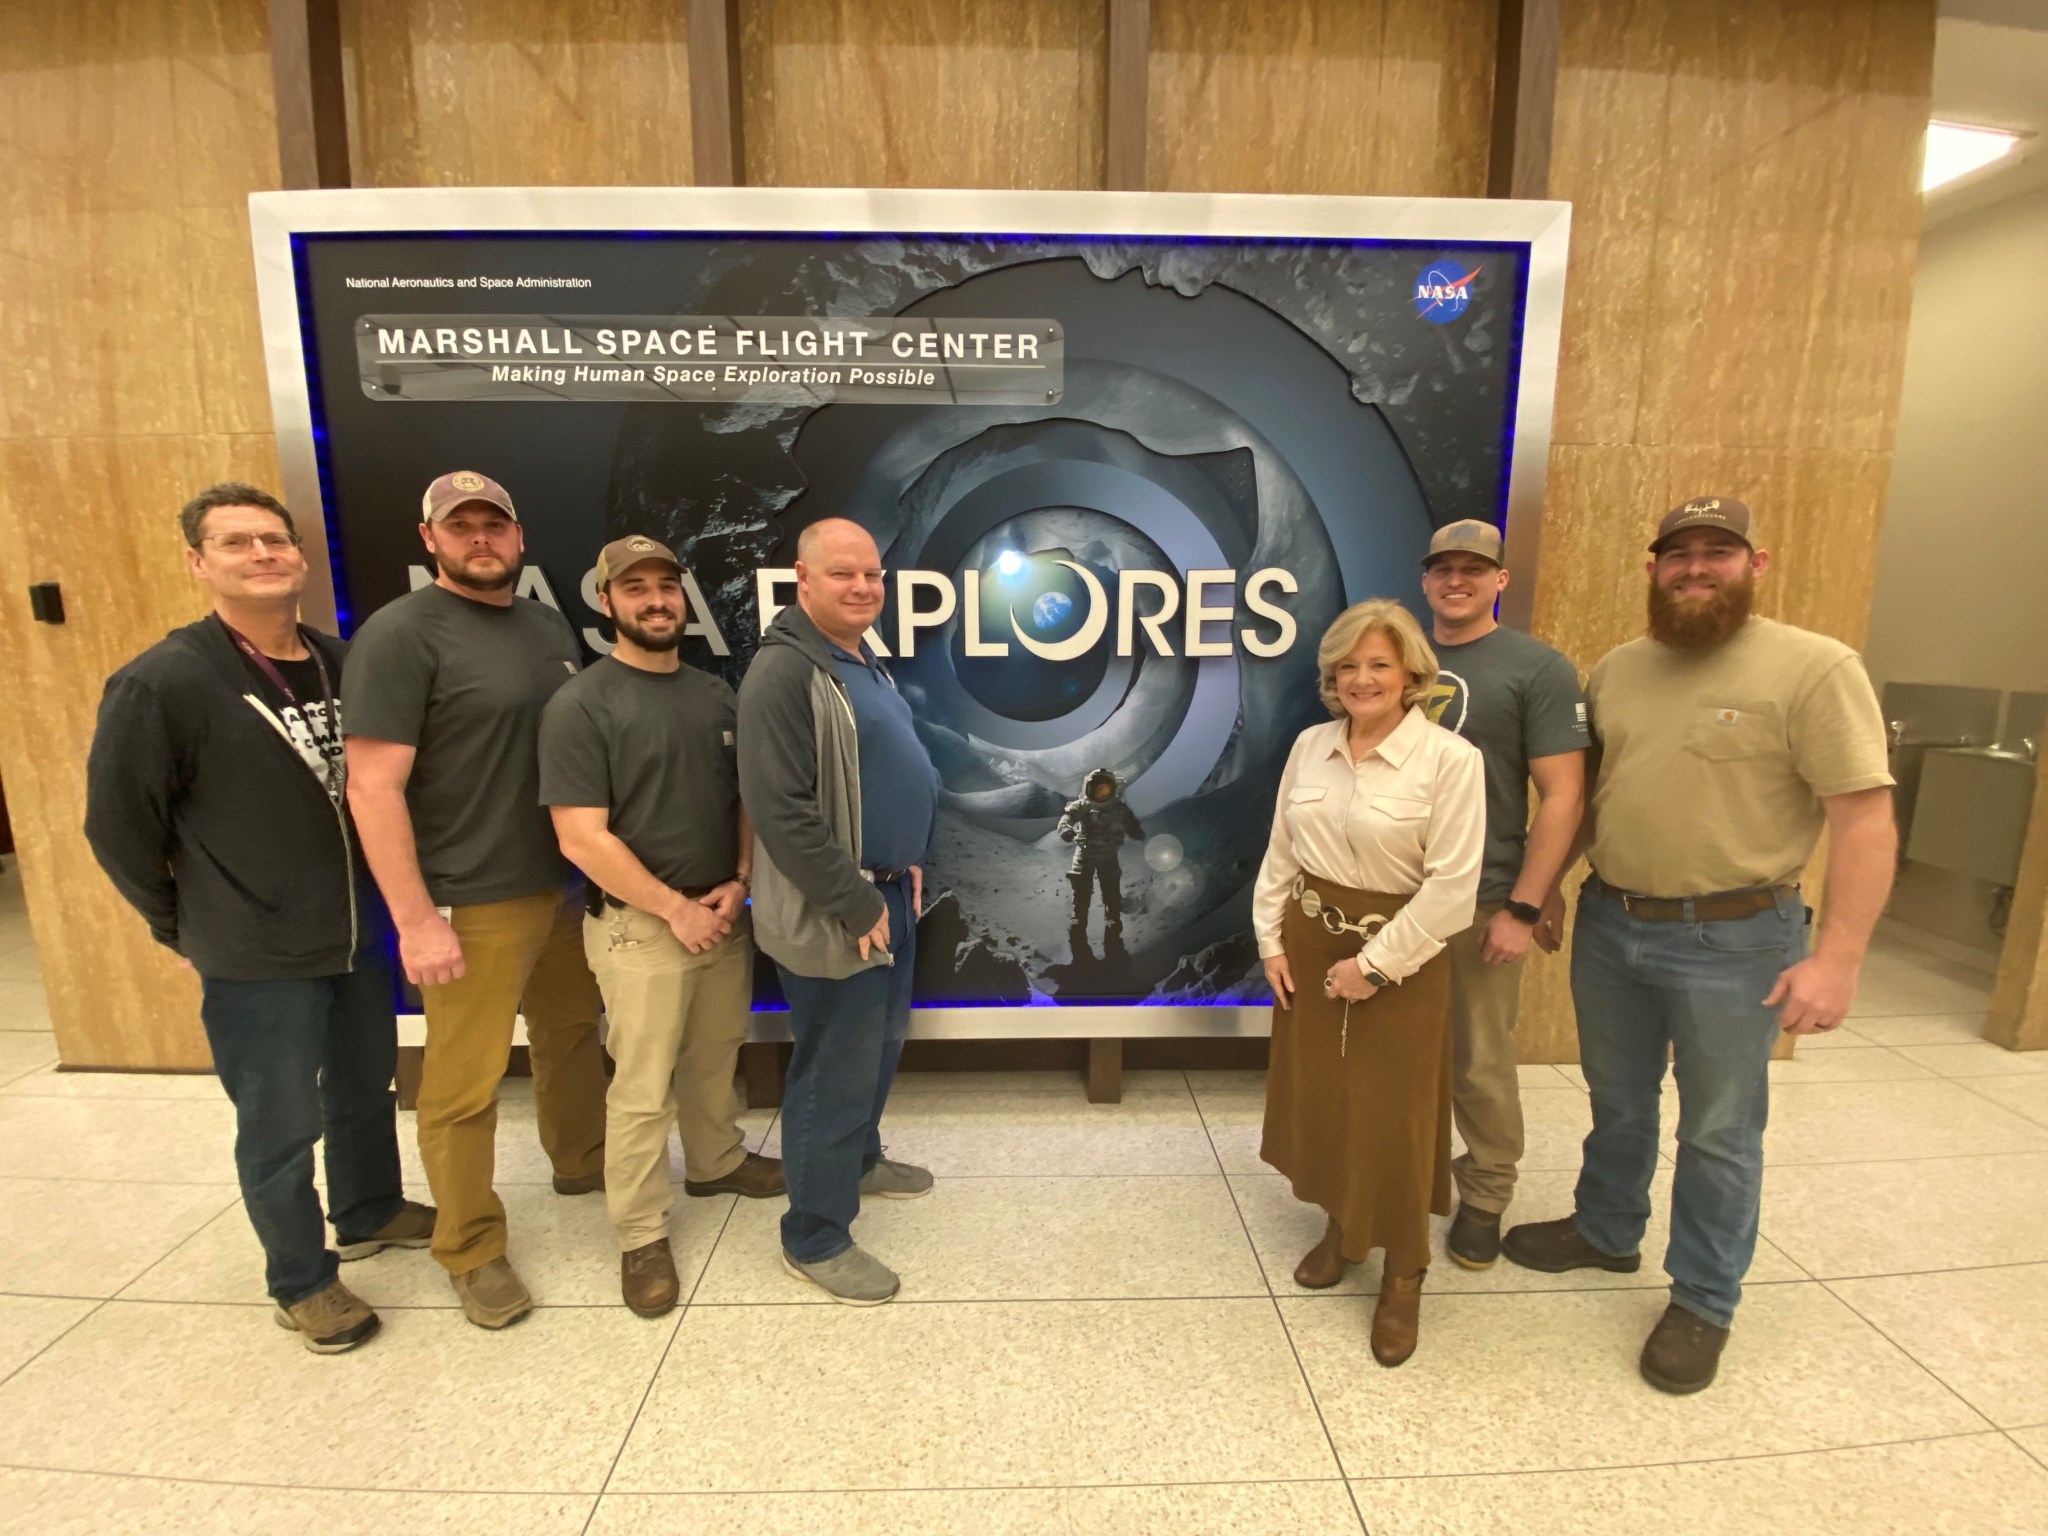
[1505,493,1895,1395]
[541,535,784,1319]
[1415,518,1589,1272]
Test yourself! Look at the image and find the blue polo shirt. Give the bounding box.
[829,644,939,871]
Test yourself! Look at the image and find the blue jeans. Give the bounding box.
[775,877,917,1264]
[1570,883,1806,1328]
[198,945,407,1305]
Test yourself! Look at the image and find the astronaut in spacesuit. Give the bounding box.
[1057,767,1145,941]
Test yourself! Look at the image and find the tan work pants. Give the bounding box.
[417,890,607,1274]
[585,903,752,1251]
[1448,902,1527,1214]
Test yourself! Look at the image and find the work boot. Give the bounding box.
[335,1199,438,1261]
[1446,1204,1502,1270]
[781,1244,900,1306]
[1502,1215,1641,1274]
[272,1279,380,1355]
[858,1154,934,1200]
[620,1238,679,1318]
[1371,1268,1426,1368]
[450,1257,534,1329]
[683,1151,786,1199]
[552,1170,604,1196]
[1293,1217,1349,1289]
[1640,1302,1730,1394]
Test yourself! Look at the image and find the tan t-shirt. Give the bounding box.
[1585,617,1893,897]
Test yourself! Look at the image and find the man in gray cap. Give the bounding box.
[343,471,607,1330]
[1417,519,1588,1271]
[1504,496,1896,1395]
[541,534,785,1319]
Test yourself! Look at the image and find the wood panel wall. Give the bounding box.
[0,0,1939,1069]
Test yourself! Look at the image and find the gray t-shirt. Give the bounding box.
[341,583,581,907]
[537,656,741,892]
[1429,625,1590,903]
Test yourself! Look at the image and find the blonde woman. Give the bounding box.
[1254,598,1484,1366]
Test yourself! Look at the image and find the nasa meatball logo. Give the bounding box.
[1413,262,1479,324]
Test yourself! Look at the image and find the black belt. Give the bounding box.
[587,881,725,916]
[862,867,910,885]
[1587,876,1792,923]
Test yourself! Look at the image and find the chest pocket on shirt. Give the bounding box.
[1368,794,1432,821]
[1683,699,1782,763]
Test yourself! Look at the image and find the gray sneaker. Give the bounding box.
[781,1244,901,1305]
[859,1155,934,1200]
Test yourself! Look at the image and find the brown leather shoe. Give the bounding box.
[1502,1215,1641,1274]
[1371,1267,1426,1368]
[620,1238,680,1318]
[1293,1217,1349,1290]
[1640,1302,1730,1394]
[552,1170,604,1196]
[683,1151,787,1200]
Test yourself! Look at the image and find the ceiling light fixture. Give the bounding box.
[1923,120,2020,193]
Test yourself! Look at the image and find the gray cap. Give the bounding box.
[1652,496,1753,552]
[1422,519,1504,567]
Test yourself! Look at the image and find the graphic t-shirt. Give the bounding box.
[342,583,583,907]
[267,655,345,806]
[538,657,742,892]
[1428,625,1590,903]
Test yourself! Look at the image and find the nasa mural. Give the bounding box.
[292,226,1532,1010]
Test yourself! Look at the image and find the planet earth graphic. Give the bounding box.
[1031,589,1073,631]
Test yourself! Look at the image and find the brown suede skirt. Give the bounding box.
[1261,872,1454,1273]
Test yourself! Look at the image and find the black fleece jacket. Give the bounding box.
[84,617,378,981]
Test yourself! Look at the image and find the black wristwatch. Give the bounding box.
[1503,899,1542,925]
[1362,966,1394,989]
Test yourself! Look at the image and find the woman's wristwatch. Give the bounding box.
[1356,958,1393,989]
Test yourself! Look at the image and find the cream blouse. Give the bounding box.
[1252,708,1485,983]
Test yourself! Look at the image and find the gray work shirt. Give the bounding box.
[537,656,741,892]
[1429,625,1590,904]
[340,583,581,908]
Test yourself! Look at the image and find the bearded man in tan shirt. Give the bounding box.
[1502,496,1896,1395]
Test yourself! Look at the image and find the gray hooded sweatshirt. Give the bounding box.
[737,603,892,980]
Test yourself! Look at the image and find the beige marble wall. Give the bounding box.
[0,1,282,1068]
[1514,0,1937,1060]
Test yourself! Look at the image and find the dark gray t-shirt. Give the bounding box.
[537,657,741,892]
[1429,625,1590,903]
[341,583,581,907]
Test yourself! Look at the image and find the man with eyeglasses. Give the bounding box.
[1503,497,1896,1395]
[343,471,606,1329]
[87,482,434,1356]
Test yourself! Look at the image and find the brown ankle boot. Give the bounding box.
[1371,1267,1426,1367]
[1293,1218,1349,1289]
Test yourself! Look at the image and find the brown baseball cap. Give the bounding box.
[1652,495,1753,552]
[1422,519,1504,568]
[422,470,518,523]
[595,534,682,587]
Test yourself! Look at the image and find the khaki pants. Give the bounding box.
[585,904,752,1252]
[417,890,607,1275]
[1448,902,1527,1214]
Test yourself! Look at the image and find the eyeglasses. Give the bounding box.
[204,532,302,553]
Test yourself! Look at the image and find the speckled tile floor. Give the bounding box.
[2,863,2045,1535]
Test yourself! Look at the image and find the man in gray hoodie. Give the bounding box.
[739,518,940,1305]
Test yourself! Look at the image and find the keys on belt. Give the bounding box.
[1587,876,1792,923]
